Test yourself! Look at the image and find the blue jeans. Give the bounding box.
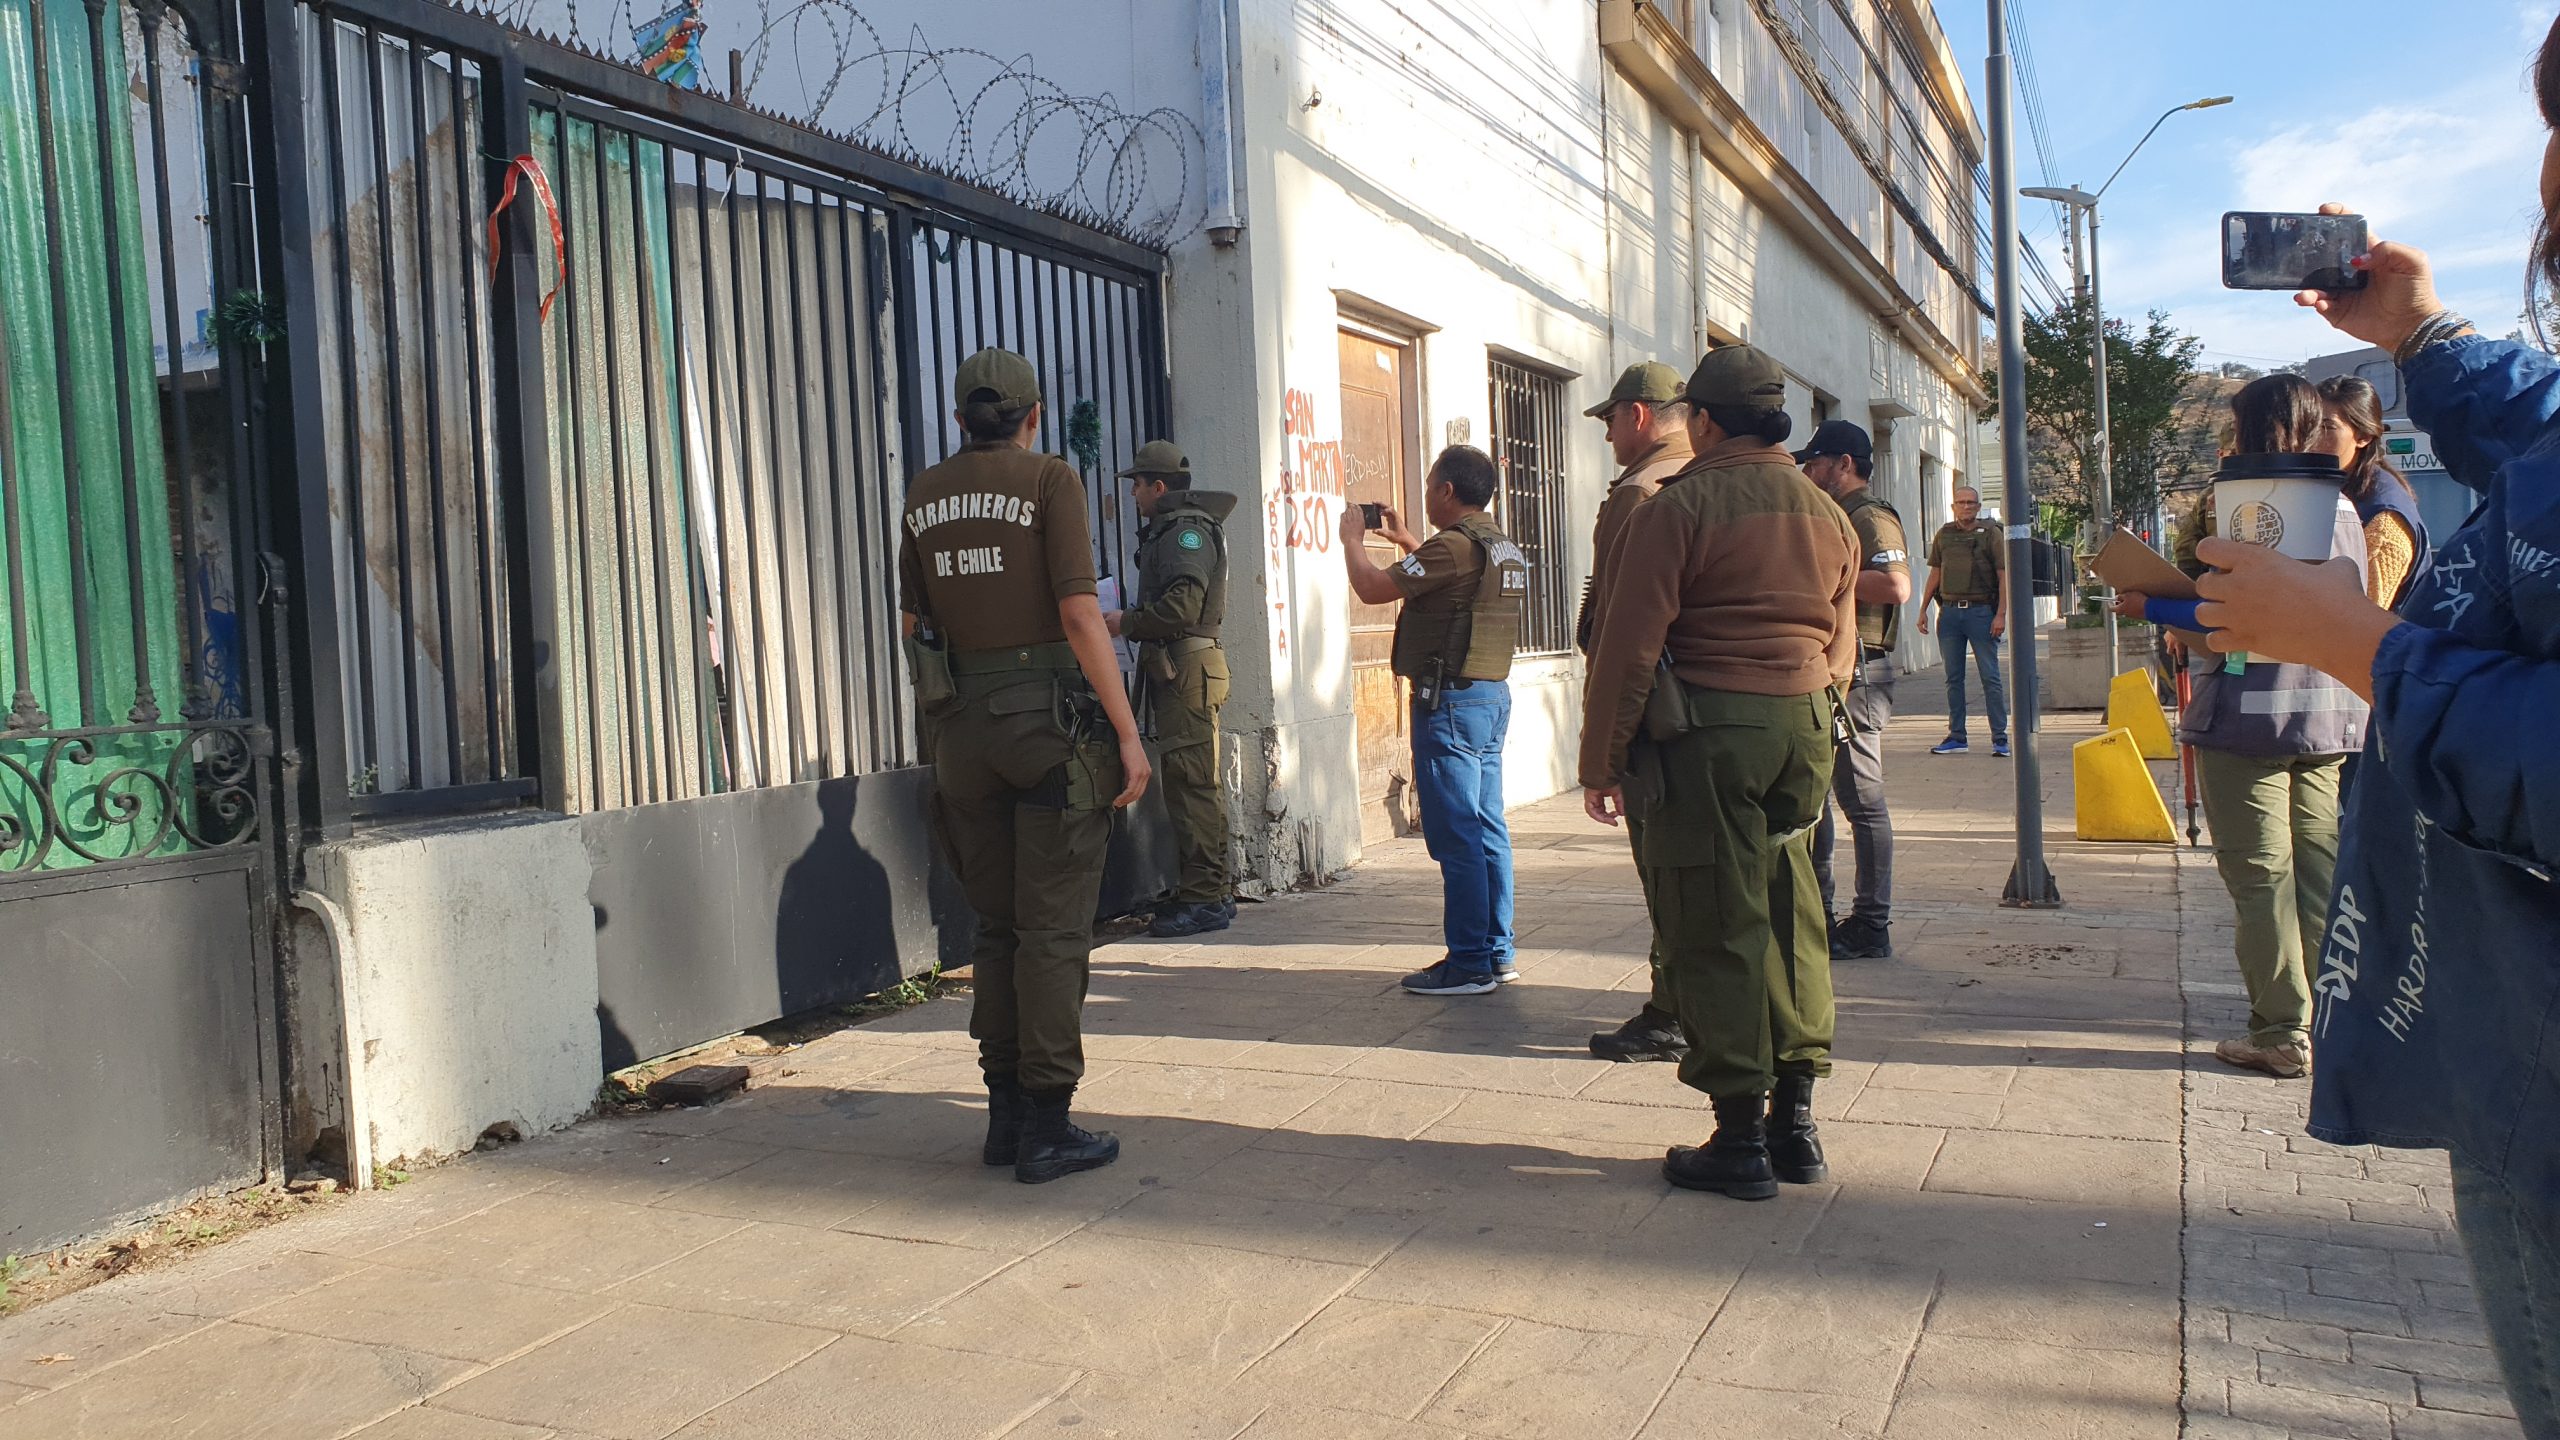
[1938,601,2008,743]
[2453,1156,2560,1438]
[1412,680,1515,979]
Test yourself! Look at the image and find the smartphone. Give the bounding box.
[2222,211,2369,292]
[1359,502,1385,530]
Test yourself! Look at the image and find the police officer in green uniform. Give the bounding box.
[1340,446,1529,995]
[898,348,1151,1184]
[1104,439,1237,938]
[1580,346,1859,1200]
[1795,421,1911,961]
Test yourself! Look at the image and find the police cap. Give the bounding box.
[1582,361,1687,418]
[955,347,1042,409]
[1684,344,1788,409]
[1116,439,1190,479]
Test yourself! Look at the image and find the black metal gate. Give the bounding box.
[0,0,290,1251]
[247,0,1174,1071]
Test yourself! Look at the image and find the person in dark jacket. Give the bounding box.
[2189,26,2560,1425]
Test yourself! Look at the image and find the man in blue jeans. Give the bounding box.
[1339,446,1530,995]
[1917,486,2009,758]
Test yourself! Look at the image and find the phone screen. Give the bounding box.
[2223,212,2369,292]
[1359,502,1385,530]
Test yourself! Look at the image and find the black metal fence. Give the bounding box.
[1,0,274,873]
[1488,357,1575,656]
[269,0,1170,824]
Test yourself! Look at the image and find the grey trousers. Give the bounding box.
[1815,654,1895,925]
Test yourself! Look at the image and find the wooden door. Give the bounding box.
[1339,328,1418,843]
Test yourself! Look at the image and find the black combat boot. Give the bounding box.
[1663,1092,1779,1200]
[1015,1086,1121,1184]
[1768,1063,1828,1184]
[1589,1008,1689,1063]
[983,1075,1026,1167]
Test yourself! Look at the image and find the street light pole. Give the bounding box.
[2019,96,2228,682]
[1988,0,2059,908]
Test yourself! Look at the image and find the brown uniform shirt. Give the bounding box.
[1579,437,1857,788]
[896,442,1098,650]
[1591,435,1695,588]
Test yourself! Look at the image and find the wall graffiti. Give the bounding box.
[1272,387,1342,557]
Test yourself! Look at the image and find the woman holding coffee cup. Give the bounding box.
[2119,376,2371,1085]
[2187,19,2560,1429]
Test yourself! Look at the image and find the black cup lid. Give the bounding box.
[2214,452,2349,487]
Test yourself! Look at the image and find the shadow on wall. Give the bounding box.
[775,783,899,1012]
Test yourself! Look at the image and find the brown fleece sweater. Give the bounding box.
[1578,436,1858,788]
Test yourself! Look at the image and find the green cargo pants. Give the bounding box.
[1629,686,1838,1098]
[1153,643,1232,904]
[932,659,1123,1093]
[2195,747,2344,1051]
[1624,821,1675,1029]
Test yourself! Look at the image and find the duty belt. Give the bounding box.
[950,641,1081,676]
[1161,635,1219,658]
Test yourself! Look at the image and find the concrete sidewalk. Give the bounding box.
[0,684,2517,1439]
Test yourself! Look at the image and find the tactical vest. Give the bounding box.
[1391,513,1528,682]
[1936,522,2003,599]
[2179,497,2372,759]
[1139,508,1227,639]
[1842,489,1904,651]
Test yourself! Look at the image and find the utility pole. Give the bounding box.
[1987,0,2059,908]
[2086,197,2119,676]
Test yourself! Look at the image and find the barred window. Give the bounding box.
[1486,358,1575,656]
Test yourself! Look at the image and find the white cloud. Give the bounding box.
[2229,104,2540,233]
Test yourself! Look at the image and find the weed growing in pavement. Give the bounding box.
[0,1254,23,1312]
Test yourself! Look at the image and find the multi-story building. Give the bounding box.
[935,0,1997,883]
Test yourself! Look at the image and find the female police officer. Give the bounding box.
[1580,344,1859,1200]
[898,348,1150,1184]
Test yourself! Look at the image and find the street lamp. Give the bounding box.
[2022,96,2232,679]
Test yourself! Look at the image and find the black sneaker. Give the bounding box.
[1402,960,1499,996]
[1148,902,1232,938]
[1829,917,1892,961]
[1589,1011,1688,1062]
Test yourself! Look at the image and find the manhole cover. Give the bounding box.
[1976,943,2112,973]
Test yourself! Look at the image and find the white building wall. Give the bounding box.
[746,0,1986,882]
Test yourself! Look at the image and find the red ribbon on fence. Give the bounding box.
[486,154,565,323]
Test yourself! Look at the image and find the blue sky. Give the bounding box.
[1934,0,2552,369]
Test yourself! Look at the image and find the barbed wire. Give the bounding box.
[482,0,1207,246]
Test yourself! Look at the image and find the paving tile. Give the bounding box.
[1922,1129,2178,1208]
[1634,1379,1888,1439]
[713,1084,985,1163]
[1003,1371,1269,1440]
[2221,1378,2396,1439]
[663,1332,1073,1439]
[0,1292,216,1391]
[1354,1217,1746,1341]
[1233,1404,1474,1440]
[235,1266,608,1363]
[2391,1407,2533,1439]
[1349,1128,1669,1231]
[287,1165,562,1259]
[1880,1332,2178,1439]
[1815,1121,1946,1190]
[604,1222,1013,1334]
[2,1320,472,1440]
[103,1245,366,1321]
[1995,1065,2181,1142]
[1236,1298,1500,1419]
[347,1409,560,1440]
[1076,1063,1347,1129]
[1419,1319,1687,1438]
[1337,1039,1603,1100]
[2415,1374,2521,1419]
[431,1303,833,1440]
[485,1131,780,1205]
[1177,1144,1383,1203]
[1841,1085,2006,1129]
[899,1231,1360,1379]
[1092,1186,1426,1266]
[830,1161,1145,1254]
[1800,1188,2176,1287]
[365,1191,745,1293]
[1259,1080,1469,1158]
[1689,1259,1937,1401]
[649,1147,948,1229]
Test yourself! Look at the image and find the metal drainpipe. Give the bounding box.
[1200,0,1244,246]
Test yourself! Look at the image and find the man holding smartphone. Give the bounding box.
[1339,447,1529,996]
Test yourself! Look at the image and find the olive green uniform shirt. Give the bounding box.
[1926,520,2003,603]
[897,443,1097,648]
[1840,489,1910,651]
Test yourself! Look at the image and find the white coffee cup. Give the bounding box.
[2212,453,2352,563]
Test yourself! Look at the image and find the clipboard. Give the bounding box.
[2088,527,2211,649]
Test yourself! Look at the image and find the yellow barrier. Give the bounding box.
[2106,669,2176,760]
[2074,727,2175,843]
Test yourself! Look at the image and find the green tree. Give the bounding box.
[1984,298,2209,548]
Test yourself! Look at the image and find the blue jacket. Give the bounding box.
[2307,335,2560,1240]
